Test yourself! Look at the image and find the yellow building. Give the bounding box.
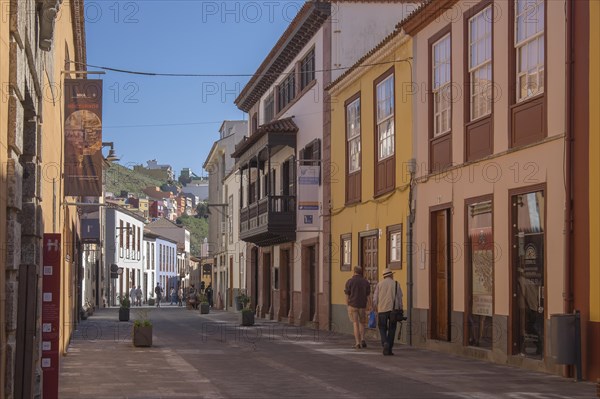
[0,1,86,396]
[328,30,413,336]
[574,0,600,381]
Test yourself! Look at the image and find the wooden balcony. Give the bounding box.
[239,195,296,247]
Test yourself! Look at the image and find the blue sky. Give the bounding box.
[86,1,303,178]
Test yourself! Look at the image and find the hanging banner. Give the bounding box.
[64,79,103,196]
[42,233,61,399]
[297,165,320,230]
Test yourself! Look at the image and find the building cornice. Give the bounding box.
[234,1,331,112]
[70,0,87,68]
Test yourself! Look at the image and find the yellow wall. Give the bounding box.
[39,4,82,355]
[590,0,600,323]
[330,38,413,308]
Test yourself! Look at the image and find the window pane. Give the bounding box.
[390,232,402,262]
[346,98,360,139]
[468,200,493,349]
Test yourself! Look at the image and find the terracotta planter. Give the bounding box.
[200,303,210,314]
[133,326,153,347]
[119,308,130,322]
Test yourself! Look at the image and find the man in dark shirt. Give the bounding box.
[344,266,371,349]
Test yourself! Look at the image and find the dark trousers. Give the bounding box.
[378,311,397,352]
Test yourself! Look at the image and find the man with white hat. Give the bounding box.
[373,267,403,355]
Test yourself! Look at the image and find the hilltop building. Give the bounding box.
[134,159,175,181]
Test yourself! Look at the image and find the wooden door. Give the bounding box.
[511,191,545,358]
[361,235,379,295]
[431,209,451,341]
[309,246,317,321]
[281,249,290,317]
[229,256,233,308]
[263,252,272,314]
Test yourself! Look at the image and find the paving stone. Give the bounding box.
[21,201,42,237]
[21,235,41,266]
[8,41,26,101]
[7,95,23,156]
[5,282,19,332]
[58,308,596,399]
[5,209,21,271]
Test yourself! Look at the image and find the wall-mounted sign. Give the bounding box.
[42,234,61,399]
[297,165,320,230]
[64,79,103,196]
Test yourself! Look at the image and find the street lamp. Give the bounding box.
[102,142,120,162]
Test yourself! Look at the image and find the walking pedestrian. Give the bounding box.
[170,287,176,305]
[129,286,136,306]
[154,283,163,308]
[178,287,183,307]
[135,286,142,306]
[205,284,214,308]
[373,268,403,356]
[189,284,198,309]
[344,266,371,349]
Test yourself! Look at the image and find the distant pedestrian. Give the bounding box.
[129,286,136,305]
[170,287,176,305]
[178,287,183,307]
[154,284,163,308]
[373,268,403,356]
[344,266,371,349]
[188,284,198,309]
[205,284,214,308]
[135,286,142,306]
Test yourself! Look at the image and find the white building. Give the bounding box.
[104,205,146,306]
[155,234,178,301]
[146,218,191,294]
[181,178,209,202]
[203,120,247,309]
[231,0,417,325]
[142,233,157,303]
[222,169,245,310]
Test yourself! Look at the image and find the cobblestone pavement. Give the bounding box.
[58,307,596,398]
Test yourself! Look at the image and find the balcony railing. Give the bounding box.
[239,195,296,246]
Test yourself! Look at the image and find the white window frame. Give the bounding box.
[432,33,452,136]
[390,231,402,263]
[342,237,351,267]
[469,6,493,120]
[515,0,544,102]
[376,75,394,160]
[346,97,361,173]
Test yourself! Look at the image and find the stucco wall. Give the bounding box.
[412,0,566,318]
[329,37,413,330]
[330,2,419,82]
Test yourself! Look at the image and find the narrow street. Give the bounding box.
[59,308,595,398]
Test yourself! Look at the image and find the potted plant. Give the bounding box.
[148,292,155,307]
[240,306,255,326]
[132,310,153,347]
[236,290,250,311]
[198,293,210,314]
[119,295,131,322]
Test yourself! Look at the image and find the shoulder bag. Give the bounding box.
[390,282,405,323]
